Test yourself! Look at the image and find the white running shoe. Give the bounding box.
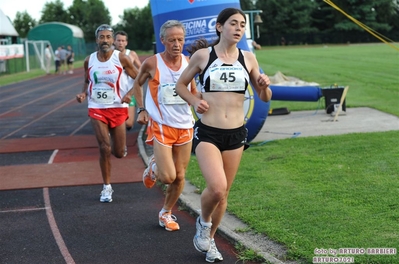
[193,216,212,252]
[159,212,180,231]
[100,186,113,203]
[143,155,156,188]
[123,146,128,157]
[206,239,223,263]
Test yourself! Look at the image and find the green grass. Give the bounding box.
[258,44,399,116]
[235,243,266,262]
[187,132,399,263]
[0,60,85,86]
[185,44,399,263]
[0,68,47,86]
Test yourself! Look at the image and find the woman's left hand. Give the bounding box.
[257,73,270,88]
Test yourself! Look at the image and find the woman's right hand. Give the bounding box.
[194,99,209,114]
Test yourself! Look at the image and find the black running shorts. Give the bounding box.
[192,119,247,153]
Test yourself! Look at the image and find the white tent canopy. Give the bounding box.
[0,9,19,37]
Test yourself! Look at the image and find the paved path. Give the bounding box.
[252,107,399,143]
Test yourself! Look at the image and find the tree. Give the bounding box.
[13,11,37,38]
[257,0,318,34]
[253,0,398,45]
[311,0,396,43]
[311,0,337,34]
[240,0,256,10]
[67,0,111,43]
[115,3,153,51]
[390,0,399,35]
[39,0,69,23]
[327,0,392,32]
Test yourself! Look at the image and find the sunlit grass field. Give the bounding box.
[258,44,399,116]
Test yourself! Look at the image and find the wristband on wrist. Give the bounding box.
[137,107,146,114]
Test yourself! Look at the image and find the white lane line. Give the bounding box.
[43,187,75,264]
[48,149,59,164]
[0,207,48,213]
[45,150,75,263]
[69,118,91,136]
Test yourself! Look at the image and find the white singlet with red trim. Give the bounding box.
[87,50,128,109]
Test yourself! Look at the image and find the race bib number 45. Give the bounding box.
[92,83,115,104]
[210,67,246,92]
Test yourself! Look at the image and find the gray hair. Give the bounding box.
[159,20,186,39]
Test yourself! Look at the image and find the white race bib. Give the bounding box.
[91,83,115,104]
[209,67,246,92]
[160,83,185,104]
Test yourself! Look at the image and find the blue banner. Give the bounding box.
[150,0,249,55]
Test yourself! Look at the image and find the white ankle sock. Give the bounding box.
[200,216,212,227]
[159,208,171,216]
[103,184,111,189]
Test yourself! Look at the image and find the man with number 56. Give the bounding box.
[76,24,138,203]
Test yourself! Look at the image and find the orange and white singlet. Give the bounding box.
[87,50,128,109]
[145,53,194,129]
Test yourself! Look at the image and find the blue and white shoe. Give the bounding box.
[193,216,211,252]
[206,239,223,262]
[100,186,113,203]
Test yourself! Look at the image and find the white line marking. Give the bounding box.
[0,207,49,213]
[70,118,91,136]
[48,149,59,164]
[43,187,75,264]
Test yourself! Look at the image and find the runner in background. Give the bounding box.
[114,31,142,156]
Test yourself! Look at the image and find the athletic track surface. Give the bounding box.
[0,65,257,263]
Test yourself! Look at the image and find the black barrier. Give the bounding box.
[322,87,346,114]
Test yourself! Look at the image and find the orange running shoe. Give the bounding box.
[159,212,180,231]
[143,155,156,188]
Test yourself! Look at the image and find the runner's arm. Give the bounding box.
[76,56,90,103]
